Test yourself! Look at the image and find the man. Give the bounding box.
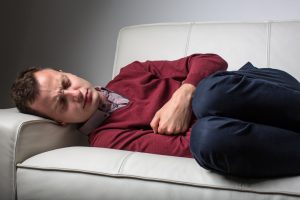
[11,54,227,157]
[11,54,300,178]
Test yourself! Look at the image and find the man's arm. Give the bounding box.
[150,54,228,135]
[150,83,195,134]
[111,53,227,135]
[114,54,227,86]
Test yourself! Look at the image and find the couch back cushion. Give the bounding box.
[113,21,300,81]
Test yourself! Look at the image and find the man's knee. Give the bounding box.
[190,116,252,175]
[190,117,232,174]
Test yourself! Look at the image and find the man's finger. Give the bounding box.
[150,114,160,134]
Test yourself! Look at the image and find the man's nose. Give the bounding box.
[63,90,83,102]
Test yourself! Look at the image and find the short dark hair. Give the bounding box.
[10,67,47,118]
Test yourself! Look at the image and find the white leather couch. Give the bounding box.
[1,21,300,200]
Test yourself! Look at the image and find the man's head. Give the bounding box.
[11,68,100,124]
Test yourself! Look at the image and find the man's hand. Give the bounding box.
[150,84,196,135]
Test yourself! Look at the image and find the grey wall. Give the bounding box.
[2,0,300,108]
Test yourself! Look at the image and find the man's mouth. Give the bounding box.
[83,89,90,108]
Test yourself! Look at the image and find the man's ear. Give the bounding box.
[54,68,63,72]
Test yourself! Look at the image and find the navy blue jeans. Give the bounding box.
[190,62,300,178]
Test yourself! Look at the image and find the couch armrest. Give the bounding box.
[0,108,88,200]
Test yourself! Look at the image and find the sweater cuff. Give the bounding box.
[183,74,206,87]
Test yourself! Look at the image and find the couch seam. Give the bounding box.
[117,151,135,174]
[184,22,194,56]
[266,22,271,67]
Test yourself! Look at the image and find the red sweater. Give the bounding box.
[89,54,228,157]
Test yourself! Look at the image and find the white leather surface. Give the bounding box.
[113,21,300,81]
[113,23,191,77]
[187,22,268,70]
[0,108,88,200]
[20,169,285,200]
[17,147,300,199]
[269,21,300,78]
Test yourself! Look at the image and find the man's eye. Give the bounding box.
[62,77,71,89]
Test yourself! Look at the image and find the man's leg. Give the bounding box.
[190,116,300,178]
[190,65,300,177]
[192,69,300,132]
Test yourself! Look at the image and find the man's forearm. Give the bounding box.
[150,83,196,134]
[172,83,196,104]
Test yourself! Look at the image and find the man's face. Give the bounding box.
[30,69,100,123]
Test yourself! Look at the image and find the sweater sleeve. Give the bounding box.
[116,53,228,87]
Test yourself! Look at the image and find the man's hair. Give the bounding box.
[10,67,47,117]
